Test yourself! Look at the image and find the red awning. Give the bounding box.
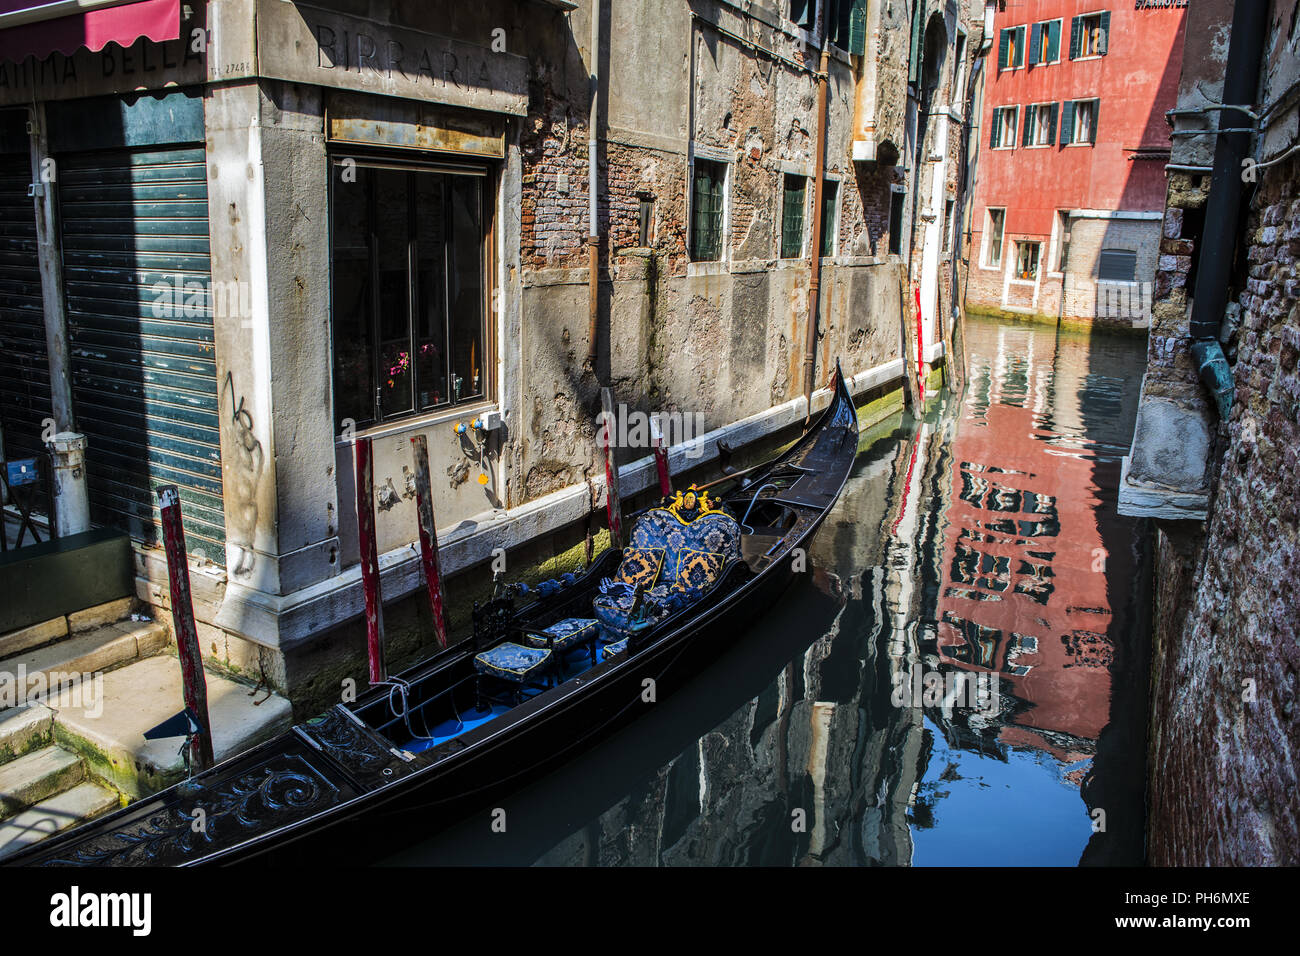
[0,0,179,65]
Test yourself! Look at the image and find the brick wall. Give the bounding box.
[1147,152,1300,865]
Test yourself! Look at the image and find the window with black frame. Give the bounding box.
[330,159,488,433]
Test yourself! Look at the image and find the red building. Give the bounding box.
[966,1,1186,329]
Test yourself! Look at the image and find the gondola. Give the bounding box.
[6,363,859,866]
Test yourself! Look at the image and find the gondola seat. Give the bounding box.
[593,488,741,642]
[473,642,554,705]
[601,637,629,658]
[522,617,600,666]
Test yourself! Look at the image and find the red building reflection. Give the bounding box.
[932,334,1114,777]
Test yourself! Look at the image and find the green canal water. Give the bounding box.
[385,315,1152,866]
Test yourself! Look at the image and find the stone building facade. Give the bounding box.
[1120,0,1300,864]
[0,0,979,713]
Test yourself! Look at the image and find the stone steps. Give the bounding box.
[0,702,54,763]
[0,745,84,818]
[0,781,120,861]
[52,654,294,799]
[0,596,137,661]
[0,619,168,708]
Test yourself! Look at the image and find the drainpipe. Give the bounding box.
[28,104,74,433]
[803,6,832,421]
[585,1,602,372]
[1187,0,1268,420]
[29,103,91,534]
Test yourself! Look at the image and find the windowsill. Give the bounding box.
[1009,278,1039,285]
[336,397,498,444]
[1024,143,1053,149]
[979,262,1003,272]
[1072,54,1105,62]
[992,145,1016,151]
[686,260,729,277]
[1064,141,1095,148]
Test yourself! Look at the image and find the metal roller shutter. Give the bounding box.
[0,133,52,515]
[57,145,225,562]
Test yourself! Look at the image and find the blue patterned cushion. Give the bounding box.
[601,637,629,658]
[523,617,598,651]
[614,547,666,589]
[474,642,553,682]
[593,505,741,640]
[672,548,726,591]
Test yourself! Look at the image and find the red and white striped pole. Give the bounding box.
[410,434,449,649]
[155,485,214,771]
[354,437,386,684]
[914,283,926,404]
[650,414,671,498]
[599,387,623,549]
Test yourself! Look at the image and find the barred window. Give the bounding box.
[690,159,727,262]
[780,174,806,259]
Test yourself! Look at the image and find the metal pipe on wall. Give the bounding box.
[803,5,832,421]
[585,1,602,369]
[1187,0,1269,419]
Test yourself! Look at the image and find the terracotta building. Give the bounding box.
[964,0,1186,329]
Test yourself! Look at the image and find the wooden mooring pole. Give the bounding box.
[155,485,214,771]
[650,415,671,498]
[410,434,449,649]
[599,387,623,549]
[354,437,386,684]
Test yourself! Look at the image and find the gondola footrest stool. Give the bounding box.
[522,617,600,667]
[474,642,554,706]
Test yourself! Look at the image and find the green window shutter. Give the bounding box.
[1060,101,1075,144]
[1047,20,1061,62]
[1089,101,1099,143]
[789,0,814,30]
[780,176,806,259]
[1028,23,1041,66]
[819,181,838,257]
[998,29,1010,71]
[1016,27,1026,67]
[991,109,1001,149]
[691,160,724,261]
[847,0,867,56]
[1048,102,1059,144]
[1069,16,1081,59]
[1022,106,1033,147]
[1010,107,1018,147]
[1099,12,1110,54]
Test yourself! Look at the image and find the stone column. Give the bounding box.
[204,80,339,610]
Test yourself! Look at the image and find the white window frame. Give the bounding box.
[820,176,841,259]
[993,106,1018,150]
[982,207,1006,270]
[1011,240,1042,284]
[1065,98,1098,146]
[1024,102,1055,148]
[1003,24,1027,71]
[686,144,733,272]
[1031,18,1063,65]
[1076,12,1107,60]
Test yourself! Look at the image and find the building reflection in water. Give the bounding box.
[386,317,1149,867]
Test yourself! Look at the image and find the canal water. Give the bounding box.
[386,315,1152,866]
